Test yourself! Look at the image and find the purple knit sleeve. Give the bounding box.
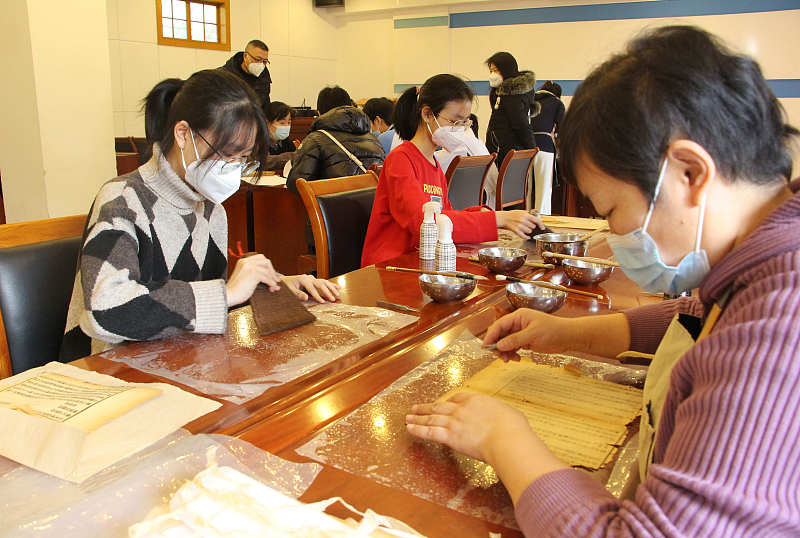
[623,297,705,354]
[512,253,800,536]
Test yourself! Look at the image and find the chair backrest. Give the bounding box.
[0,214,87,378]
[495,148,538,210]
[296,173,379,279]
[444,154,496,210]
[114,136,136,153]
[132,137,153,165]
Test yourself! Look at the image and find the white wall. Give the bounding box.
[107,0,341,136]
[0,0,116,222]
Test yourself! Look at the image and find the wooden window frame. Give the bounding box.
[156,0,231,51]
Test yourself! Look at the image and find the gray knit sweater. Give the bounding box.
[60,145,229,360]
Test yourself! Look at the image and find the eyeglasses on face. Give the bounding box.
[437,114,473,130]
[193,129,260,175]
[246,51,270,64]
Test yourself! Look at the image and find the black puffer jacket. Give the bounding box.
[286,106,385,194]
[486,70,538,166]
[221,52,271,111]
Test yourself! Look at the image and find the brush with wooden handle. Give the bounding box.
[496,274,605,300]
[577,226,609,242]
[384,266,489,280]
[468,255,555,270]
[541,251,620,267]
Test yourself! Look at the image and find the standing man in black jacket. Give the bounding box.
[221,40,271,111]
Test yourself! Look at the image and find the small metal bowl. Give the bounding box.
[505,282,566,313]
[563,258,614,285]
[477,247,528,273]
[419,274,476,303]
[534,233,588,265]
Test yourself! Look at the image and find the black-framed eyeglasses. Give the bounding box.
[193,129,260,175]
[246,51,270,65]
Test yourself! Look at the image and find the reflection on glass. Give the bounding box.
[173,19,187,39]
[204,4,216,23]
[191,21,204,41]
[172,0,186,19]
[189,1,203,21]
[430,334,450,354]
[162,18,173,38]
[161,0,172,17]
[205,23,217,43]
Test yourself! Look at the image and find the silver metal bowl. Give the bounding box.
[534,233,588,265]
[477,247,528,273]
[505,282,566,313]
[563,258,614,285]
[419,274,476,303]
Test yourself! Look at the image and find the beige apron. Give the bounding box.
[633,291,730,488]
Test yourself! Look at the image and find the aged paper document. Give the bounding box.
[444,359,642,469]
[0,372,161,432]
[0,362,221,483]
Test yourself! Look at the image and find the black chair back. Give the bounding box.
[0,237,82,374]
[316,187,376,277]
[114,136,136,153]
[499,157,530,207]
[448,166,486,210]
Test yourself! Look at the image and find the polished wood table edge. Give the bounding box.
[218,290,510,438]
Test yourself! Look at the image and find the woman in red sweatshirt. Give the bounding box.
[361,74,544,267]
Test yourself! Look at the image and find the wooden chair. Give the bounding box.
[494,148,538,210]
[114,136,136,153]
[295,173,379,279]
[444,154,497,210]
[0,214,87,378]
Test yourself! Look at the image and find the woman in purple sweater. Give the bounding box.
[406,26,800,536]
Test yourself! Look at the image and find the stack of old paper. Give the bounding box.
[445,359,642,469]
[541,215,608,231]
[0,362,221,483]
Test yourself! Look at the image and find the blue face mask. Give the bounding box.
[273,125,291,141]
[606,159,710,296]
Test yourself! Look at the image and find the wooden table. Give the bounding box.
[69,231,658,537]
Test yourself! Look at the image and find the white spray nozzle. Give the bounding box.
[422,201,442,223]
[436,213,453,243]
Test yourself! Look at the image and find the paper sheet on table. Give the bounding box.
[0,362,221,483]
[441,359,642,469]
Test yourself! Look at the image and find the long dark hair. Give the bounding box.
[143,69,268,179]
[486,52,519,80]
[560,26,798,200]
[393,74,474,141]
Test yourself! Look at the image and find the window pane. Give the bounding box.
[190,2,203,22]
[173,18,188,39]
[172,0,186,19]
[161,0,172,17]
[204,5,216,24]
[191,21,204,41]
[205,23,217,43]
[162,17,173,38]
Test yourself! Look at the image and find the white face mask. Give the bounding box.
[427,116,470,153]
[180,129,242,204]
[273,125,291,140]
[606,159,710,295]
[488,72,503,88]
[247,61,265,77]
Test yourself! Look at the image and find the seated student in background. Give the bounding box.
[407,26,800,536]
[286,86,384,194]
[361,74,544,267]
[362,97,396,155]
[263,101,296,172]
[60,70,338,359]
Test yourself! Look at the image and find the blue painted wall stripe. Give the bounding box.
[394,15,449,29]
[450,1,800,28]
[397,79,800,98]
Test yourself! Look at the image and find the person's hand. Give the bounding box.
[406,392,533,462]
[406,392,568,503]
[225,254,281,307]
[282,274,340,303]
[483,308,573,353]
[495,210,545,239]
